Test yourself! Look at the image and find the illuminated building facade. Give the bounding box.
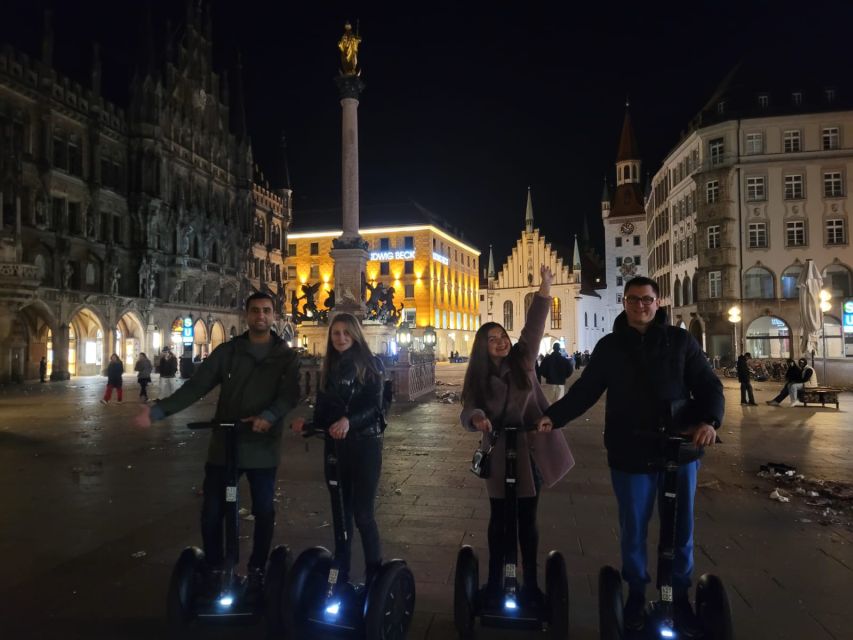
[286,216,480,358]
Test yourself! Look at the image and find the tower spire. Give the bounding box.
[572,234,581,273]
[524,186,534,233]
[487,244,496,279]
[616,104,640,162]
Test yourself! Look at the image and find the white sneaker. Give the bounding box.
[790,401,803,407]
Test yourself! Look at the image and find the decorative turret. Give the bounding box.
[615,102,641,187]
[524,187,534,234]
[572,234,581,273]
[487,244,496,279]
[601,177,611,218]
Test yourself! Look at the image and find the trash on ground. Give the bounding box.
[759,462,797,476]
[770,488,790,503]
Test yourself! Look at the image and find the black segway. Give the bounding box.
[166,421,291,634]
[282,424,416,639]
[454,424,570,638]
[598,431,733,640]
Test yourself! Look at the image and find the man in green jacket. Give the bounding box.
[134,292,300,595]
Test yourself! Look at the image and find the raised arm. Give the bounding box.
[518,265,554,369]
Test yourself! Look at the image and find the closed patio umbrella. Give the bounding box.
[797,259,823,359]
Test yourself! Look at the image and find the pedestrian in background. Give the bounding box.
[537,342,575,403]
[39,356,47,383]
[159,348,178,393]
[134,352,153,402]
[101,354,124,404]
[737,352,757,405]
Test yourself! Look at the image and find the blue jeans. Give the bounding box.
[610,460,698,593]
[201,464,277,569]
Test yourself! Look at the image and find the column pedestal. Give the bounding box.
[330,239,368,319]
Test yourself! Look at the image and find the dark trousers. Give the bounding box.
[740,380,755,404]
[325,436,383,581]
[201,464,277,570]
[610,461,698,593]
[487,495,540,588]
[138,377,150,399]
[771,384,790,403]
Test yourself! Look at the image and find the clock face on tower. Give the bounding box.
[620,222,635,235]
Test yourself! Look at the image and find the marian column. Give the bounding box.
[330,22,368,318]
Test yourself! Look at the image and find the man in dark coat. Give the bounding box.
[537,342,574,402]
[536,277,724,632]
[736,352,757,405]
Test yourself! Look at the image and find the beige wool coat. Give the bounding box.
[460,294,575,498]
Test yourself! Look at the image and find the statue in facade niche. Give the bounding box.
[148,262,159,299]
[338,21,361,75]
[62,261,73,289]
[138,257,150,297]
[110,266,121,295]
[180,224,193,255]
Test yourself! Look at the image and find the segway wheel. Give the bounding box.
[365,560,416,640]
[545,550,569,639]
[167,546,204,628]
[264,545,292,636]
[453,545,479,639]
[597,566,624,640]
[696,574,733,640]
[283,547,333,638]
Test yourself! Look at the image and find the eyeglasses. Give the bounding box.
[625,295,657,306]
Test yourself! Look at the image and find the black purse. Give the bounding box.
[469,393,508,479]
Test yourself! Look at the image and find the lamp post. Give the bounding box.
[819,289,832,383]
[727,305,741,362]
[423,325,436,352]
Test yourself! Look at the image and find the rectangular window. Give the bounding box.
[826,219,846,245]
[758,94,769,108]
[286,266,296,280]
[616,276,623,286]
[822,127,840,150]
[309,242,319,256]
[709,138,724,166]
[616,256,623,267]
[824,171,844,197]
[380,262,390,276]
[633,235,640,245]
[52,136,67,170]
[403,236,414,250]
[784,174,804,200]
[380,237,390,251]
[404,260,414,274]
[748,222,767,248]
[68,140,82,176]
[404,284,415,298]
[309,264,319,279]
[709,271,722,298]
[615,237,622,247]
[706,180,720,204]
[746,132,763,154]
[746,176,765,201]
[51,197,64,230]
[786,221,806,246]
[67,201,81,235]
[783,130,801,153]
[792,92,802,105]
[287,243,297,256]
[112,216,121,244]
[634,255,641,266]
[708,224,720,249]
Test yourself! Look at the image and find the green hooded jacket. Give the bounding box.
[153,332,300,468]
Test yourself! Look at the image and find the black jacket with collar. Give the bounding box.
[545,309,725,473]
[313,352,385,439]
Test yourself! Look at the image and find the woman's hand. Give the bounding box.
[472,414,493,433]
[290,417,306,434]
[329,416,350,440]
[539,265,554,297]
[536,416,554,432]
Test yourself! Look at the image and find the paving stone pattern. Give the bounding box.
[0,365,850,639]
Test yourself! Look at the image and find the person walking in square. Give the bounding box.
[158,348,178,393]
[39,356,47,383]
[101,354,124,404]
[134,352,153,402]
[737,352,757,405]
[537,342,574,403]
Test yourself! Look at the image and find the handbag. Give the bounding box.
[469,393,509,478]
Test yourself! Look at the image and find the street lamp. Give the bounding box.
[423,325,436,352]
[396,322,412,349]
[727,305,741,361]
[819,289,832,383]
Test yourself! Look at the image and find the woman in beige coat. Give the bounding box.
[460,265,575,604]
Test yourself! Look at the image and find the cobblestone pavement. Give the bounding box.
[0,364,851,639]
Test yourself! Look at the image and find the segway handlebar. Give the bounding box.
[186,421,243,430]
[299,422,328,439]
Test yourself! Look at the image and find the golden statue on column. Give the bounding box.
[338,21,361,75]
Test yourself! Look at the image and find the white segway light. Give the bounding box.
[218,594,234,608]
[503,595,518,610]
[325,601,341,617]
[659,626,676,638]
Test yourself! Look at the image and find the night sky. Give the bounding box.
[2,0,848,268]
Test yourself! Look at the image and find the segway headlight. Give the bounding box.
[503,595,518,610]
[324,601,341,618]
[659,627,676,638]
[218,594,234,608]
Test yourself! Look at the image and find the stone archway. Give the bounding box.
[210,321,226,352]
[116,311,146,369]
[12,302,56,381]
[746,315,792,360]
[68,307,107,376]
[193,318,209,359]
[688,317,705,352]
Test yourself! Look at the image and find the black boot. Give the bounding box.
[624,588,646,631]
[520,565,544,609]
[674,590,700,638]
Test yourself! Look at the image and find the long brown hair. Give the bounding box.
[461,321,530,409]
[321,313,381,386]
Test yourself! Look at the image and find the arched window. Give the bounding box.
[85,262,96,285]
[746,316,791,359]
[780,264,803,299]
[683,275,692,305]
[822,263,852,299]
[551,297,562,329]
[524,292,535,320]
[673,278,682,306]
[743,266,775,299]
[623,165,630,181]
[503,300,513,331]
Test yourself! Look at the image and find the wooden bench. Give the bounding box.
[797,387,841,409]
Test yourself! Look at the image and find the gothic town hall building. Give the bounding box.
[0,7,291,382]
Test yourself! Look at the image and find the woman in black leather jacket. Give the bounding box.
[291,313,386,584]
